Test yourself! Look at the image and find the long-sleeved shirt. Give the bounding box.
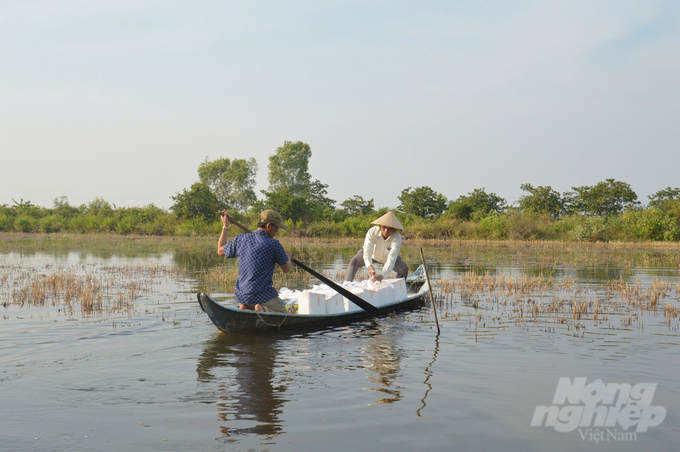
[362,225,403,277]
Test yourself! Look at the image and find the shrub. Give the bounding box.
[306,221,343,238]
[67,215,99,233]
[450,220,478,239]
[100,217,117,232]
[82,197,114,217]
[506,212,552,240]
[0,214,13,232]
[339,216,373,238]
[175,217,215,236]
[39,215,67,233]
[478,212,508,239]
[622,209,680,242]
[141,216,175,236]
[402,217,451,239]
[116,216,138,235]
[552,215,580,238]
[14,214,38,232]
[568,216,612,242]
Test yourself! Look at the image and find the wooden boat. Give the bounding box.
[197,274,430,333]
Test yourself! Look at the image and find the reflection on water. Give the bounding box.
[359,328,405,405]
[174,250,225,272]
[417,332,440,417]
[196,324,414,443]
[197,333,288,439]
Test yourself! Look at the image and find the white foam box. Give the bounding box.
[343,288,365,313]
[385,278,407,303]
[325,293,345,314]
[362,281,396,307]
[297,290,326,315]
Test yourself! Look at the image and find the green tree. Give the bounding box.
[170,183,221,221]
[567,179,639,216]
[447,188,506,221]
[228,158,259,212]
[52,196,79,218]
[517,183,565,219]
[260,141,335,222]
[260,181,336,223]
[267,141,312,196]
[81,197,113,216]
[307,180,335,209]
[53,196,69,209]
[397,186,447,218]
[11,198,38,216]
[648,187,680,209]
[255,188,309,223]
[198,157,258,213]
[340,195,375,216]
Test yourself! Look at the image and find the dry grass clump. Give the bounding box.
[11,271,105,311]
[431,270,679,332]
[1,260,182,315]
[606,277,672,310]
[200,266,240,291]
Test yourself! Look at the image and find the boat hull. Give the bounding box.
[197,282,429,333]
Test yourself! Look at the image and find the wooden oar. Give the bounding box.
[224,214,383,317]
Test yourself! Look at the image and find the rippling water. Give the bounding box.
[1,243,678,452]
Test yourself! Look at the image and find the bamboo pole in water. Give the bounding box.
[420,247,440,334]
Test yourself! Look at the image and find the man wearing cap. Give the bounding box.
[218,210,292,313]
[344,211,408,283]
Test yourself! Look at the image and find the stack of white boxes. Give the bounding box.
[342,278,408,313]
[293,285,348,315]
[279,278,408,315]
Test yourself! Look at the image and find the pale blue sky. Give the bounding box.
[1,1,678,210]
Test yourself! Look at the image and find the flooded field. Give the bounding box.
[1,235,679,452]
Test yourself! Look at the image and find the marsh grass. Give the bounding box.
[1,259,183,317]
[3,234,679,334]
[431,270,679,333]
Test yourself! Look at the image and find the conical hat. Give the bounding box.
[371,211,404,231]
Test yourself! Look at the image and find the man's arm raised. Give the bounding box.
[217,211,231,256]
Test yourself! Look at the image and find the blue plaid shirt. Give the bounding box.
[223,230,290,305]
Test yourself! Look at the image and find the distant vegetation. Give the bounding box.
[2,141,680,242]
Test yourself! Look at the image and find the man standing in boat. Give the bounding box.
[344,211,408,283]
[218,209,292,313]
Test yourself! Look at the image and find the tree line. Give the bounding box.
[2,141,679,241]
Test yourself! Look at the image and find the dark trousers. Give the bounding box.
[344,249,408,281]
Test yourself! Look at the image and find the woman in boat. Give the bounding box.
[344,211,408,283]
[218,209,292,313]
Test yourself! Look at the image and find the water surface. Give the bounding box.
[1,242,679,451]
